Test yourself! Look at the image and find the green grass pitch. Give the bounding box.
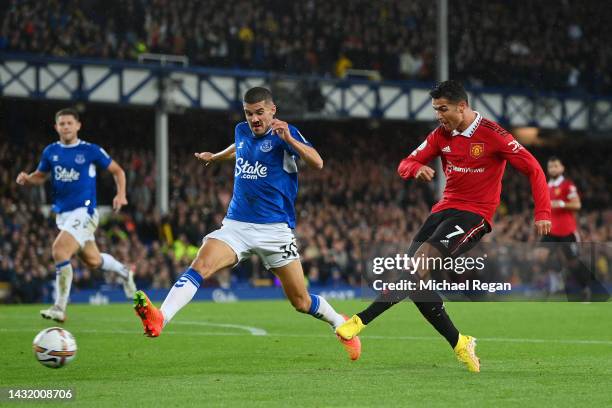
[1,301,611,407]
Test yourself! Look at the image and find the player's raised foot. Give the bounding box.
[122,266,137,299]
[454,334,480,372]
[40,305,66,323]
[133,290,164,337]
[336,315,362,360]
[335,314,366,341]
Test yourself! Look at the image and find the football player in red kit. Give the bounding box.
[336,80,552,372]
[541,157,609,301]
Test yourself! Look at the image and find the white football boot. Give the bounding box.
[40,305,66,323]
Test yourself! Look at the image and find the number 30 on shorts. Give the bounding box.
[280,239,298,259]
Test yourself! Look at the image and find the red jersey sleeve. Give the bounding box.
[496,135,551,221]
[398,130,441,179]
[565,181,579,200]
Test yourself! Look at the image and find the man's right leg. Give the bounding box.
[134,238,237,336]
[340,242,456,344]
[337,209,486,371]
[336,213,442,337]
[41,231,80,322]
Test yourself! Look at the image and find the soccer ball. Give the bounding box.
[32,327,77,368]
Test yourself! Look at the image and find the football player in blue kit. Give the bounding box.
[16,108,136,322]
[134,87,361,360]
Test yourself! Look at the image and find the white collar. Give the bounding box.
[548,175,565,187]
[58,139,81,148]
[250,126,273,138]
[451,111,481,138]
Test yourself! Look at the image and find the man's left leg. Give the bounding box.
[79,240,136,298]
[272,259,361,360]
[409,213,488,372]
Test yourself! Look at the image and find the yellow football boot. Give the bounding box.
[335,315,366,340]
[454,334,480,372]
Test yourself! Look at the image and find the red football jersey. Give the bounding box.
[548,176,578,236]
[398,114,551,225]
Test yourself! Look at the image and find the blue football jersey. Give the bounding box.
[37,139,112,214]
[226,122,312,228]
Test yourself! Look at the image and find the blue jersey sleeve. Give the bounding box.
[283,125,313,157]
[37,146,52,173]
[90,144,112,169]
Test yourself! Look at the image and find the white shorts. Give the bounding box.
[205,219,299,270]
[56,207,99,248]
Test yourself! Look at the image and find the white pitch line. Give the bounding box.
[0,315,267,336]
[364,334,612,346]
[2,327,611,346]
[172,320,268,336]
[0,328,243,337]
[256,333,612,346]
[94,318,268,336]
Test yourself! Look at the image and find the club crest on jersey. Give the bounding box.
[470,143,485,159]
[554,187,561,195]
[75,154,86,164]
[260,139,273,153]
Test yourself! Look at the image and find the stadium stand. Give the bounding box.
[1,0,610,93]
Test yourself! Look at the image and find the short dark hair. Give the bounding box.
[55,108,80,122]
[548,156,562,164]
[429,80,468,104]
[243,87,274,104]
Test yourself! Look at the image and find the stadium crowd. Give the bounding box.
[1,0,610,93]
[1,116,611,302]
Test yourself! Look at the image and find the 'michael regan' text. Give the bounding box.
[372,279,511,293]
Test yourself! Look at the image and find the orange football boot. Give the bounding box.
[337,315,362,360]
[134,290,164,337]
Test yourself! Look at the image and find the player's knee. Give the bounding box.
[413,242,440,277]
[51,243,70,263]
[81,256,102,269]
[290,294,311,313]
[421,242,442,258]
[190,258,213,279]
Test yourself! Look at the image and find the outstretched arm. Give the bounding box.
[397,131,441,182]
[107,160,127,212]
[16,170,48,186]
[195,144,236,166]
